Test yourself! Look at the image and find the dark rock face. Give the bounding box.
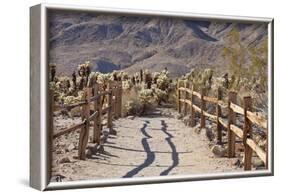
[48,10,268,76]
[94,60,121,73]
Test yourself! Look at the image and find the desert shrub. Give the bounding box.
[138,89,156,114]
[154,87,168,105]
[182,68,213,92]
[122,85,141,116]
[156,70,170,90]
[124,100,142,115]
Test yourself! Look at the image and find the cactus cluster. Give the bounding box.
[122,68,176,116]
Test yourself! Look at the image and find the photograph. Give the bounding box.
[43,6,272,186]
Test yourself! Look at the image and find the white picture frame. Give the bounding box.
[30,3,274,191]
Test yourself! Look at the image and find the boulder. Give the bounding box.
[70,106,81,117]
[211,145,227,157]
[252,157,265,168]
[86,149,92,157]
[59,157,71,164]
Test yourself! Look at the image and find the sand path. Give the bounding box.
[52,108,240,182]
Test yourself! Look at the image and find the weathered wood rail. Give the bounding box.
[177,81,268,170]
[51,81,123,160]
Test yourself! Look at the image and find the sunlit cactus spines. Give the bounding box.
[122,80,133,91]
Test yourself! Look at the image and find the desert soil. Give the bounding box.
[51,108,242,182]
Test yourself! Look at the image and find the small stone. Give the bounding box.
[211,145,227,157]
[127,115,134,120]
[55,149,64,154]
[175,113,182,120]
[252,157,265,168]
[65,143,75,152]
[194,127,201,134]
[59,157,71,164]
[86,149,92,157]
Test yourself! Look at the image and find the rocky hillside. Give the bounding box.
[49,11,268,77]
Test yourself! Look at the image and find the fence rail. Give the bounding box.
[177,81,268,170]
[51,81,123,160]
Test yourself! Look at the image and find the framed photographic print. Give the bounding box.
[30,3,274,191]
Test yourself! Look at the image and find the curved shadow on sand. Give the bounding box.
[122,120,155,178]
[159,120,179,176]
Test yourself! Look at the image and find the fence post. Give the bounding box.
[112,82,116,119]
[265,126,268,169]
[78,87,91,160]
[184,82,188,116]
[243,96,253,170]
[115,82,120,119]
[115,81,120,118]
[93,84,100,144]
[97,85,102,144]
[216,87,223,145]
[107,81,114,134]
[119,80,123,118]
[189,85,195,127]
[177,81,181,113]
[227,91,237,158]
[200,87,206,128]
[48,89,54,180]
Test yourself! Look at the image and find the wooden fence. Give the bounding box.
[51,81,123,160]
[177,81,268,170]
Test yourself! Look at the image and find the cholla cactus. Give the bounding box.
[87,72,98,87]
[152,72,160,84]
[97,73,111,85]
[63,96,78,105]
[156,71,169,90]
[154,88,168,105]
[122,80,133,91]
[183,68,213,91]
[78,61,91,77]
[76,76,85,90]
[139,89,154,104]
[124,100,141,116]
[143,69,152,89]
[121,71,129,80]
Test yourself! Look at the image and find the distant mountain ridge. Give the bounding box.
[49,11,268,77]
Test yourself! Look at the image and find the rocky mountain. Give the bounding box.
[49,10,268,77]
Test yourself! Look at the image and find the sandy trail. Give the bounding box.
[51,109,241,182]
